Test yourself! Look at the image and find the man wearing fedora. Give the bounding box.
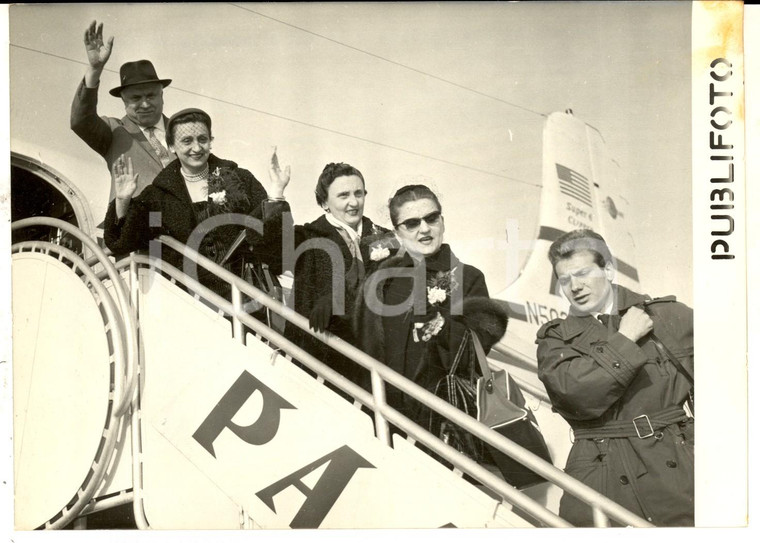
[71,20,174,199]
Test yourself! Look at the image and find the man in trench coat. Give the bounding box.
[536,229,694,527]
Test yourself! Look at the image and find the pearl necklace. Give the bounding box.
[181,165,209,183]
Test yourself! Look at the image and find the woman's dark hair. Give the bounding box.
[388,184,442,227]
[166,108,212,146]
[548,229,613,272]
[314,163,366,207]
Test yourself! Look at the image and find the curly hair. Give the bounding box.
[314,163,366,207]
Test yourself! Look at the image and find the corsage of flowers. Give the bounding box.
[370,245,391,262]
[202,167,251,217]
[413,267,459,343]
[208,189,227,205]
[365,224,398,262]
[195,166,253,264]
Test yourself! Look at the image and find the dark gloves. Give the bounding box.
[309,295,333,332]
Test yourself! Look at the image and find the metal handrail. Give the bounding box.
[10,240,128,529]
[127,259,151,530]
[11,218,139,418]
[135,235,653,528]
[119,253,568,527]
[9,215,652,527]
[12,241,128,418]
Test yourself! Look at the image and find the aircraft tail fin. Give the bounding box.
[494,111,640,364]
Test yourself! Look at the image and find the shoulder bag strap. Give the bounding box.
[448,328,471,376]
[470,331,499,391]
[650,334,694,384]
[641,305,694,415]
[640,304,694,383]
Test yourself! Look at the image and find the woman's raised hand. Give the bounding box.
[268,147,291,198]
[113,155,138,202]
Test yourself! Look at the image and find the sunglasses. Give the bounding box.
[396,211,443,231]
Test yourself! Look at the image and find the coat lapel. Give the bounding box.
[308,215,354,264]
[121,114,168,169]
[151,161,194,215]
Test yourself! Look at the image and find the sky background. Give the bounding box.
[7,2,692,304]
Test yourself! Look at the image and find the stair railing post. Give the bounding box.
[370,367,391,446]
[231,284,244,343]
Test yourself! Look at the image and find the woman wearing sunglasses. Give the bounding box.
[354,184,508,433]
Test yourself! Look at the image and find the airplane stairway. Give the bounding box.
[10,218,653,529]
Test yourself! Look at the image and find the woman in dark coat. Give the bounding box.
[353,184,508,430]
[260,162,395,386]
[104,108,280,300]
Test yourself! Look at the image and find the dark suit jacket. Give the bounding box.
[71,79,172,199]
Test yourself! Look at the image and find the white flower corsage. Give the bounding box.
[370,246,391,261]
[427,286,447,305]
[209,190,227,204]
[412,312,446,342]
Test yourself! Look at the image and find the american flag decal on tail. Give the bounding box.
[556,164,592,206]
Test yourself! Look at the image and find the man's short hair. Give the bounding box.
[548,229,613,272]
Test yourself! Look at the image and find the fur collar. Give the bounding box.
[373,244,460,273]
[352,272,508,363]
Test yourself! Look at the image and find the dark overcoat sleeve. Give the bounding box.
[103,188,157,256]
[535,320,649,421]
[236,167,268,222]
[248,199,300,276]
[70,79,114,158]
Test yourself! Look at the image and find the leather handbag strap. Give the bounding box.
[262,263,277,293]
[448,329,471,376]
[220,229,248,267]
[470,331,494,383]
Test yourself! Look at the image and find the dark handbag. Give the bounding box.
[429,331,485,463]
[470,331,552,488]
[222,230,285,332]
[245,260,286,333]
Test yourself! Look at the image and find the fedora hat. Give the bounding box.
[109,60,172,97]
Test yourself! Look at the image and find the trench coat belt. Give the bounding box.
[572,406,689,440]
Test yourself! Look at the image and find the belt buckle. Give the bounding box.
[633,414,654,439]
